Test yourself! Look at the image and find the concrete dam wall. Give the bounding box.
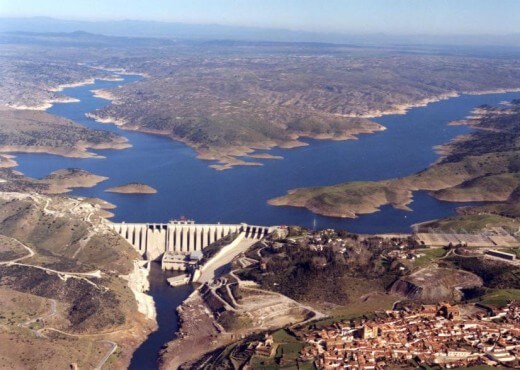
[110,220,273,261]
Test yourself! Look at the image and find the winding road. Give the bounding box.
[1,235,117,369]
[0,236,103,288]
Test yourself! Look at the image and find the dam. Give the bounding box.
[110,220,274,261]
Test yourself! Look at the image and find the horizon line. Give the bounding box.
[1,15,519,38]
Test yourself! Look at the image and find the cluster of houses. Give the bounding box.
[299,302,520,369]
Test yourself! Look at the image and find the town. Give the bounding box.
[295,302,520,369]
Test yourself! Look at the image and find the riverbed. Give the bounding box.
[12,74,520,233]
[128,263,193,370]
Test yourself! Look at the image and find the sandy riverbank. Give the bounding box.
[6,96,81,111]
[49,78,97,92]
[0,154,18,168]
[86,65,150,78]
[122,260,156,321]
[91,89,118,101]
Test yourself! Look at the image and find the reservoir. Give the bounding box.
[13,75,520,233]
[11,75,520,368]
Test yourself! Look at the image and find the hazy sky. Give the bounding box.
[1,0,519,35]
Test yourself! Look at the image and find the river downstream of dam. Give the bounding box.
[14,74,520,233]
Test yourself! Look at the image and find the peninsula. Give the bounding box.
[81,39,520,170]
[0,108,130,159]
[270,100,520,225]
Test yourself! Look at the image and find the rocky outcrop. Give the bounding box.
[389,267,483,302]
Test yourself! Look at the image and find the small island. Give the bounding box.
[105,182,157,194]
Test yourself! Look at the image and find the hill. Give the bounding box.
[0,109,129,158]
[0,192,152,368]
[270,100,520,225]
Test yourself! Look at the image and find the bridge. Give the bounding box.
[109,220,274,261]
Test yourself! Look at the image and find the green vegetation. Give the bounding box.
[0,194,139,332]
[418,214,518,232]
[249,330,305,370]
[433,173,520,202]
[451,366,507,370]
[447,256,520,289]
[472,289,520,307]
[270,180,412,218]
[194,329,309,370]
[239,241,399,306]
[72,35,520,169]
[411,248,446,267]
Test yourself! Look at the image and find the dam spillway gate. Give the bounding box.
[109,220,274,261]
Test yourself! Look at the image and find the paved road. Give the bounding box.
[197,236,258,283]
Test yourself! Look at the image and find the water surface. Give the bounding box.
[128,263,193,370]
[13,75,520,232]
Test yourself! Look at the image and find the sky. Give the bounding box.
[1,0,519,35]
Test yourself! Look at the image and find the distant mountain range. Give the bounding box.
[1,16,520,47]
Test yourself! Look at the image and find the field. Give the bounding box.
[247,329,307,370]
[419,214,519,232]
[477,289,520,307]
[409,248,447,268]
[4,32,520,170]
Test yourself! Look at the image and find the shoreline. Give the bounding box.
[268,95,520,220]
[0,138,131,160]
[6,72,135,111]
[49,78,97,93]
[6,96,81,111]
[84,86,520,171]
[0,154,18,169]
[346,87,520,119]
[85,111,387,171]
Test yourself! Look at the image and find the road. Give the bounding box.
[0,236,103,288]
[19,298,57,338]
[1,232,116,368]
[0,236,34,263]
[197,235,259,283]
[94,340,118,370]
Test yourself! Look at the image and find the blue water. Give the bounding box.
[13,75,520,232]
[128,263,193,370]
